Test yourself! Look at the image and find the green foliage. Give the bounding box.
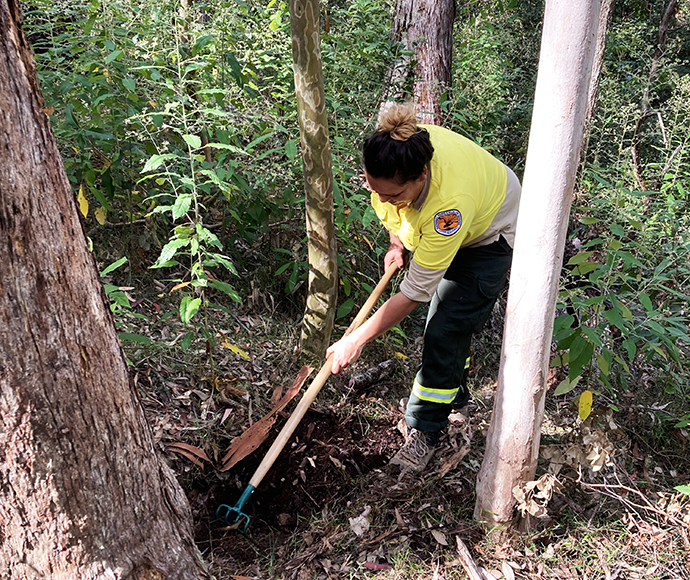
[553,170,689,410]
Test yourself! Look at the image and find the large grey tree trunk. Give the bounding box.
[389,0,455,124]
[0,2,209,577]
[289,0,338,358]
[474,0,602,529]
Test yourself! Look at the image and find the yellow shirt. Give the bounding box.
[371,125,509,271]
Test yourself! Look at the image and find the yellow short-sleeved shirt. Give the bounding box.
[371,125,509,271]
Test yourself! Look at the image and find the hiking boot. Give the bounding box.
[390,428,438,471]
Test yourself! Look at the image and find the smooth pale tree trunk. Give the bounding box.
[0,2,209,577]
[474,0,602,529]
[289,0,338,358]
[388,0,455,124]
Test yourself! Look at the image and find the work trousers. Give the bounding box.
[405,235,514,434]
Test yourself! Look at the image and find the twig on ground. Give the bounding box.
[454,535,488,580]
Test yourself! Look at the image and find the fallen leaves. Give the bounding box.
[513,473,563,518]
[219,365,313,470]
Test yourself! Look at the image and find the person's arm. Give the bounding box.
[327,291,420,373]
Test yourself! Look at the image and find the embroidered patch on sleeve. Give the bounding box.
[434,209,462,236]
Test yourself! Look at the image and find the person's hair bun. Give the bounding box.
[377,102,417,141]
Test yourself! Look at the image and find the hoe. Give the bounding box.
[216,263,398,534]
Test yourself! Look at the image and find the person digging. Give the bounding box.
[327,103,522,471]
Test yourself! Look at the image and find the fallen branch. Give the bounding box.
[454,535,487,580]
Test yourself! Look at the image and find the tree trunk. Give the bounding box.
[581,0,615,162]
[389,0,455,125]
[474,0,602,530]
[289,0,338,358]
[0,2,209,577]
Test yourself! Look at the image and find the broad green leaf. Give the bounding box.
[183,134,202,149]
[640,293,653,312]
[172,194,193,220]
[152,238,189,268]
[578,217,600,224]
[119,333,152,344]
[206,142,247,154]
[604,308,627,332]
[609,239,623,250]
[574,262,598,275]
[617,301,634,322]
[567,251,593,265]
[100,256,128,277]
[610,223,625,236]
[569,336,594,381]
[336,298,354,319]
[105,50,122,64]
[675,485,690,496]
[142,153,177,173]
[211,254,238,275]
[554,376,580,396]
[647,320,666,335]
[622,338,637,361]
[179,296,201,324]
[208,279,241,302]
[122,78,136,92]
[285,139,298,160]
[180,332,194,350]
[582,327,603,347]
[578,390,593,421]
[596,353,610,376]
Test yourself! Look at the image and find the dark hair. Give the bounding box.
[362,103,434,183]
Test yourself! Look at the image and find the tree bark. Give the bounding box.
[289,0,338,358]
[0,2,209,577]
[388,0,455,125]
[474,0,601,529]
[580,0,615,162]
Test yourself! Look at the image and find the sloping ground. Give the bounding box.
[121,283,690,579]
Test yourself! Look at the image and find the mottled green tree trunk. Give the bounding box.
[289,0,338,358]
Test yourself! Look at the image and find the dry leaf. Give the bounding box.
[77,184,88,217]
[502,560,516,580]
[349,505,371,537]
[94,207,106,225]
[220,366,312,470]
[431,529,448,546]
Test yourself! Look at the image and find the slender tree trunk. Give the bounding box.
[289,0,338,358]
[581,0,615,162]
[474,0,602,530]
[388,0,455,124]
[0,2,209,577]
[631,0,678,192]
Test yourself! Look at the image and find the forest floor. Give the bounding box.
[116,264,690,580]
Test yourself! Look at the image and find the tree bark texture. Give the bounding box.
[580,0,615,162]
[474,0,601,528]
[0,2,209,578]
[289,0,338,358]
[390,0,455,124]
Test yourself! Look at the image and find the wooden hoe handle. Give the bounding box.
[248,263,399,488]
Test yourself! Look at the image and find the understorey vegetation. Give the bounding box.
[20,0,690,577]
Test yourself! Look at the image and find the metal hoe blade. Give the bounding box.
[216,485,255,535]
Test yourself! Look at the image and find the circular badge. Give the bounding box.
[434,209,462,236]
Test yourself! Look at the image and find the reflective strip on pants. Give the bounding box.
[412,379,459,405]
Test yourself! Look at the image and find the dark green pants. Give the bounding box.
[405,235,513,433]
